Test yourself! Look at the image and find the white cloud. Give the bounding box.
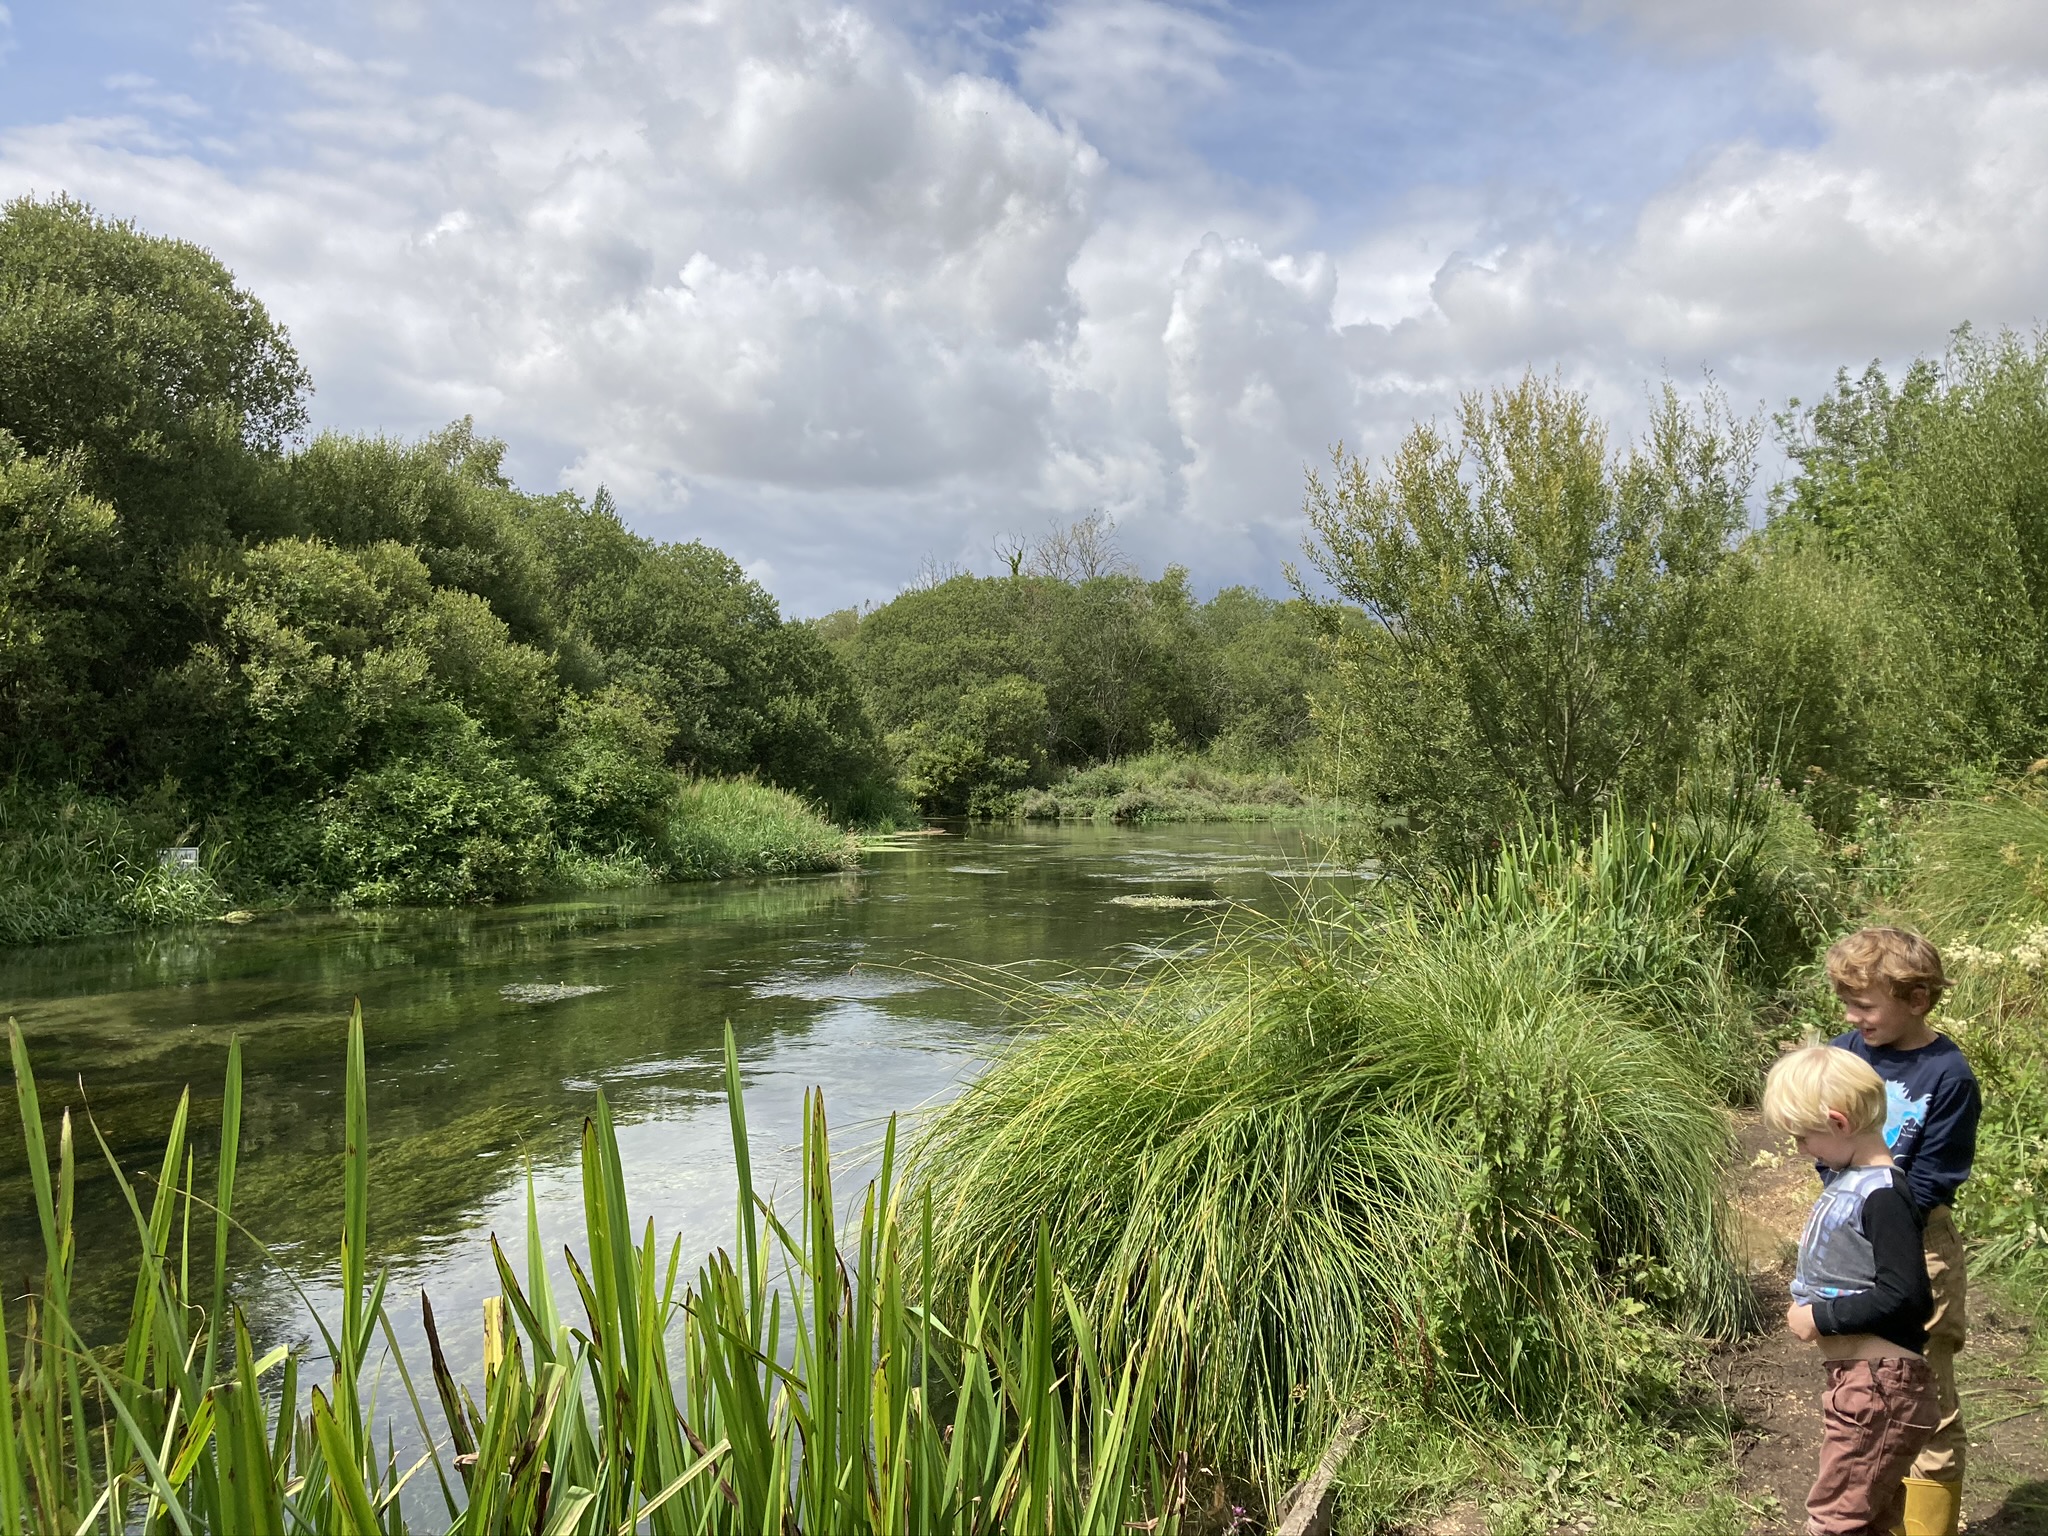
[3,0,2046,609]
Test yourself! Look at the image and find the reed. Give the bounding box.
[1,1010,1188,1533]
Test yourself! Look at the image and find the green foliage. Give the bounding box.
[1304,375,1758,856]
[0,435,119,773]
[318,729,555,906]
[1878,786,2048,1292]
[539,685,677,851]
[0,197,891,933]
[0,194,308,493]
[0,787,225,946]
[911,891,1746,1491]
[1773,329,2048,777]
[844,556,1331,815]
[662,778,854,880]
[0,1013,1190,1533]
[536,503,895,818]
[1017,749,1339,824]
[894,675,1051,816]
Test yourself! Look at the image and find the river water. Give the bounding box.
[0,822,1350,1390]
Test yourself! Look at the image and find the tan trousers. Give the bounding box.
[1913,1205,1967,1484]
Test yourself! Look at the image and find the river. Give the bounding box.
[0,822,1351,1395]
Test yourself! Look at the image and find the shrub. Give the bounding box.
[318,731,553,905]
[1304,376,1756,856]
[894,674,1050,815]
[539,684,677,851]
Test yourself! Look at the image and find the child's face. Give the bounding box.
[1833,980,1932,1050]
[1794,1110,1859,1170]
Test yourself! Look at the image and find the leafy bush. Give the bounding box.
[893,674,1050,815]
[1775,331,2048,776]
[539,684,677,851]
[662,778,853,880]
[318,730,553,905]
[1882,784,2048,1289]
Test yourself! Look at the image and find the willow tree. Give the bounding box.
[1304,374,1758,853]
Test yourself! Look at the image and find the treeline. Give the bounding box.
[1305,341,2048,853]
[0,196,888,935]
[815,521,1331,816]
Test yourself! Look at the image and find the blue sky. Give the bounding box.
[3,0,2043,613]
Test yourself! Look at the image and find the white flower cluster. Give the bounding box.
[1947,926,2048,973]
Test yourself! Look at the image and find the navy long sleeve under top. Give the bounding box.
[1826,1031,1980,1214]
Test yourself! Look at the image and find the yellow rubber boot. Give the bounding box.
[1898,1476,1961,1536]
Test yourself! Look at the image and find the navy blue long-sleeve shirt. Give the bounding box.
[1825,1031,1980,1213]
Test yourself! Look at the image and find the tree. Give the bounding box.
[1773,329,2048,775]
[0,434,119,773]
[1304,375,1756,850]
[0,194,308,545]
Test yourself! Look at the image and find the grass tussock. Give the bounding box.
[911,875,1750,1493]
[661,777,856,880]
[1015,750,1345,825]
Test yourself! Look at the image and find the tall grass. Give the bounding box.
[0,788,226,947]
[662,778,856,880]
[910,884,1748,1494]
[1,1010,1188,1533]
[1016,751,1344,825]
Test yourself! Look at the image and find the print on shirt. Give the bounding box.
[1883,1079,1930,1154]
[1791,1165,1890,1305]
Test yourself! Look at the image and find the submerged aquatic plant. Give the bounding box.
[0,1010,1188,1534]
[911,889,1748,1490]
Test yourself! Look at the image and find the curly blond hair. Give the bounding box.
[1825,926,1946,1006]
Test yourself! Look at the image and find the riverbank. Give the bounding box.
[0,775,855,947]
[1012,751,1347,824]
[907,785,2048,1530]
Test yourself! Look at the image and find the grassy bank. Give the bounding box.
[909,784,2048,1528]
[1,1013,1188,1534]
[1013,751,1347,824]
[1876,786,2048,1300]
[910,810,1798,1511]
[0,775,854,947]
[658,776,856,880]
[0,788,228,947]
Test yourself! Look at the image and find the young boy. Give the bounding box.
[1825,927,1980,1533]
[1765,1045,1937,1535]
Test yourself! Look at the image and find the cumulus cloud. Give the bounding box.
[2,0,2044,609]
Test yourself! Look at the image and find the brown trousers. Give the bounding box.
[1914,1204,1967,1484]
[1806,1356,1939,1536]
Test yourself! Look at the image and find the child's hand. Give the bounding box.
[1785,1303,1819,1342]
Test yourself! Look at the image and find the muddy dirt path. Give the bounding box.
[1722,1113,2048,1534]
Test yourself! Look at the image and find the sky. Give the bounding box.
[3,0,2045,615]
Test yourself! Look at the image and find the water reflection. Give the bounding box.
[0,822,1353,1372]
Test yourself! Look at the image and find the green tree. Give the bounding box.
[1305,375,1756,851]
[894,675,1051,815]
[0,433,119,773]
[1773,328,2048,775]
